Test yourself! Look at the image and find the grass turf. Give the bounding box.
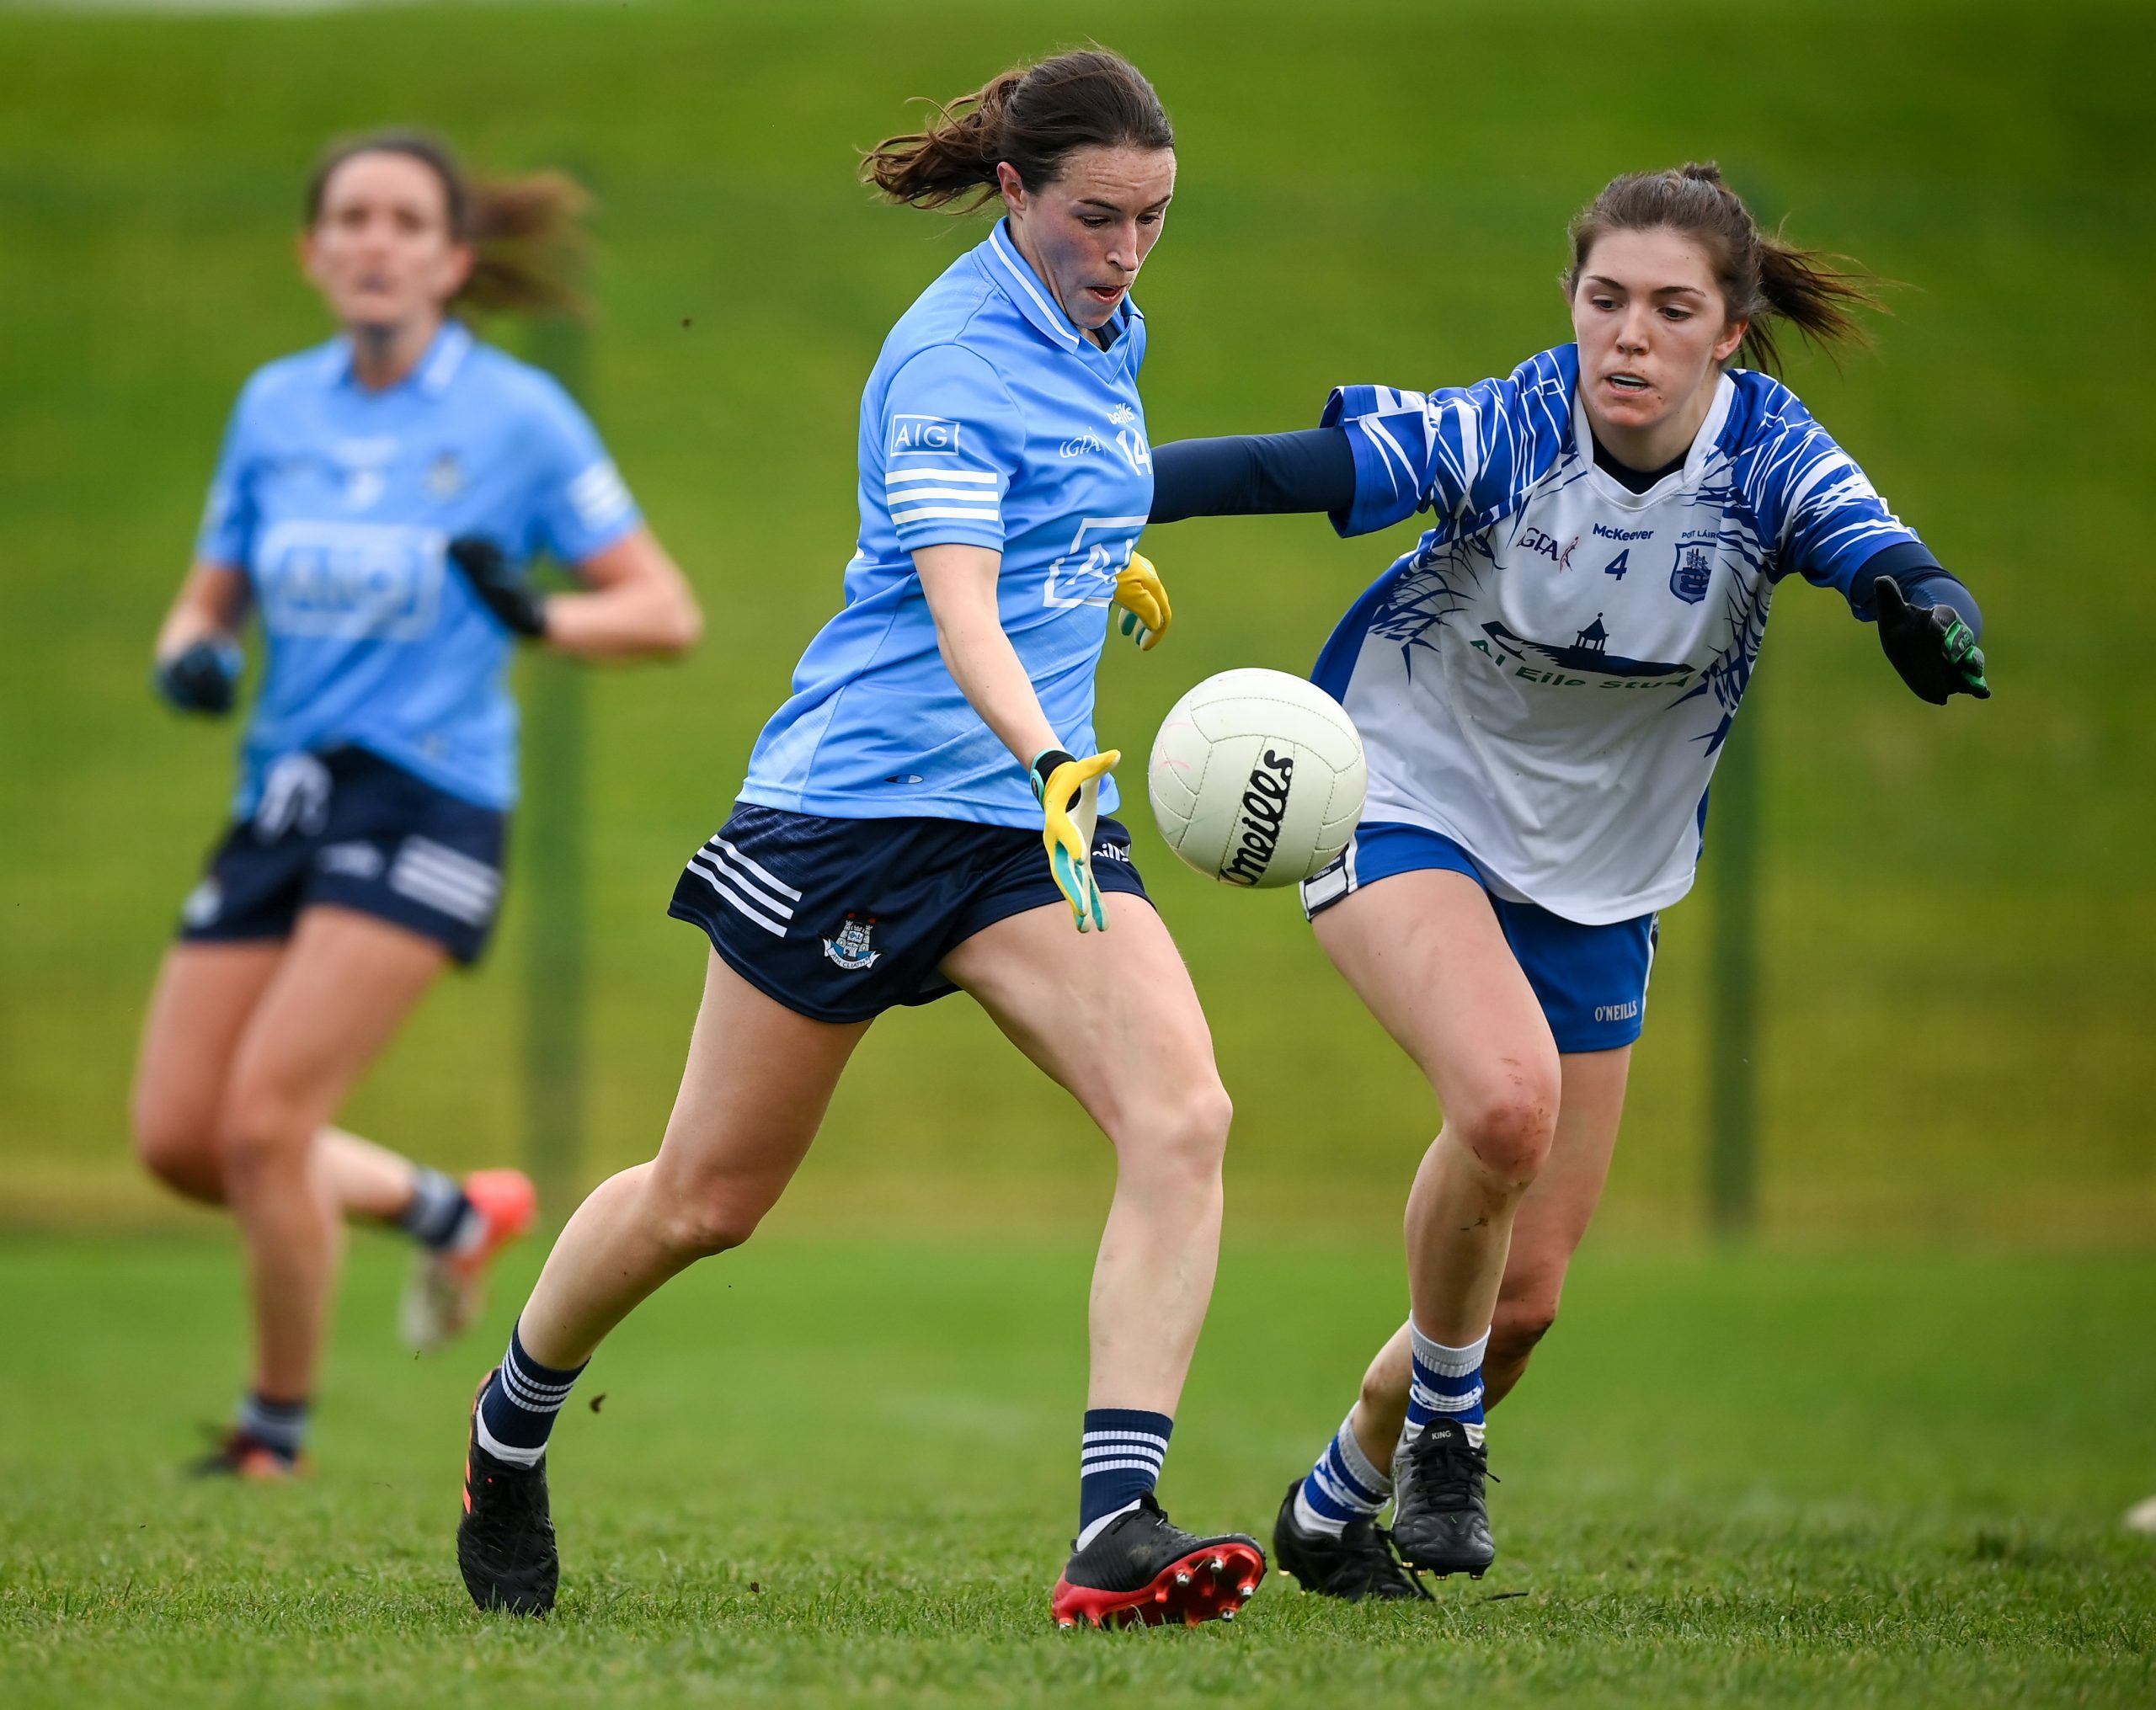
[3,1233,2152,1707]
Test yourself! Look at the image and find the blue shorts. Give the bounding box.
[178,747,508,966]
[669,803,1153,1024]
[1301,821,1657,1053]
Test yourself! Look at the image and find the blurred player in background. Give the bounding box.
[134,131,702,1478]
[1148,162,1990,1597]
[456,50,1265,1630]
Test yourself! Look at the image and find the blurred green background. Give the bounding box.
[2,0,2149,1243]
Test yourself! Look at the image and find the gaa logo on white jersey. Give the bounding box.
[890,415,961,456]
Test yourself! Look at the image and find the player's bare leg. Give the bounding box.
[135,937,536,1371]
[460,952,866,1614]
[1291,871,1557,1577]
[136,940,474,1220]
[217,907,446,1409]
[1340,1044,1636,1472]
[513,954,867,1368]
[943,899,1262,1628]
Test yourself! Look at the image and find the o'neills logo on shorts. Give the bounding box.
[1218,748,1295,887]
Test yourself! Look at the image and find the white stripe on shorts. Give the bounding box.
[687,855,789,937]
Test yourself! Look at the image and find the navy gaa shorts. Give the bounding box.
[669,803,1152,1024]
[1301,820,1657,1053]
[179,747,508,965]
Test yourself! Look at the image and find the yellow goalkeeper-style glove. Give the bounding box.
[1028,746,1121,933]
[1113,551,1171,652]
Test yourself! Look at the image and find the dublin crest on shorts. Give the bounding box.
[823,913,881,971]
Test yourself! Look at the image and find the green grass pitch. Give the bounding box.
[3,1234,2152,1707]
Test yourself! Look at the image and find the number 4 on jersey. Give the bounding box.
[1602,550,1630,582]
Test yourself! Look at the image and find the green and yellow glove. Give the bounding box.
[1112,551,1171,652]
[1029,746,1120,933]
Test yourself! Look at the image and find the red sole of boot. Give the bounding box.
[1052,1542,1267,1628]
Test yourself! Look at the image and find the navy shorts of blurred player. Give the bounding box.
[669,803,1153,1025]
[179,746,508,966]
[1301,820,1657,1052]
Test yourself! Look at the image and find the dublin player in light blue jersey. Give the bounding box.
[1148,164,1989,1598]
[133,133,702,1478]
[457,51,1265,1629]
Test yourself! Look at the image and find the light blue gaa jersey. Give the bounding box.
[196,322,640,814]
[1311,344,1926,924]
[739,220,1153,828]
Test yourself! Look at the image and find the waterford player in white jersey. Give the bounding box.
[456,52,1266,1630]
[1148,163,1989,1598]
[134,133,702,1478]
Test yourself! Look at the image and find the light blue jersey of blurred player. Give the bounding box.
[198,321,640,814]
[739,220,1153,828]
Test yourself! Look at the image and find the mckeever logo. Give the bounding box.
[1218,748,1295,887]
[1593,523,1653,542]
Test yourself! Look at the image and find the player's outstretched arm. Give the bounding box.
[151,562,250,715]
[1873,574,1990,704]
[448,529,702,659]
[1148,428,1357,525]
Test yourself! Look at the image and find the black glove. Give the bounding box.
[1874,575,1989,706]
[152,637,243,715]
[447,536,550,639]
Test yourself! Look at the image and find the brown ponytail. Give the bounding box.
[861,48,1173,213]
[306,130,592,319]
[1564,162,1884,372]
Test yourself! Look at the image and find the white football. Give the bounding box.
[1147,669,1367,889]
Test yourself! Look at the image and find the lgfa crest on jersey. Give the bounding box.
[823,913,881,971]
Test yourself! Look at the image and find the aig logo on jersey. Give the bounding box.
[823,913,882,971]
[890,415,960,456]
[1668,531,1717,605]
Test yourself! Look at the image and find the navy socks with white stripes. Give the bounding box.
[397,1166,479,1252]
[1077,1408,1173,1547]
[237,1393,307,1463]
[475,1323,587,1467]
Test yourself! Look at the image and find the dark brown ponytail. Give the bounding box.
[1564,161,1884,372]
[861,48,1173,213]
[306,130,592,318]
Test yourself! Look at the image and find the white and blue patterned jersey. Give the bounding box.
[1313,344,1925,923]
[739,220,1153,828]
[196,322,639,814]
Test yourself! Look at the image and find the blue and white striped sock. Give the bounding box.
[1077,1408,1172,1548]
[237,1392,307,1462]
[1293,1410,1392,1537]
[1402,1320,1489,1450]
[474,1322,586,1468]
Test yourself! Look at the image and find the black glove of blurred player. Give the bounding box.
[447,536,550,639]
[152,637,243,715]
[1873,575,1989,706]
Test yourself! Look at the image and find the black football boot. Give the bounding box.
[457,1376,559,1615]
[1270,1478,1431,1601]
[1387,1420,1497,1577]
[1051,1493,1267,1627]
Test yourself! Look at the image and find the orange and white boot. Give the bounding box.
[400,1168,538,1353]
